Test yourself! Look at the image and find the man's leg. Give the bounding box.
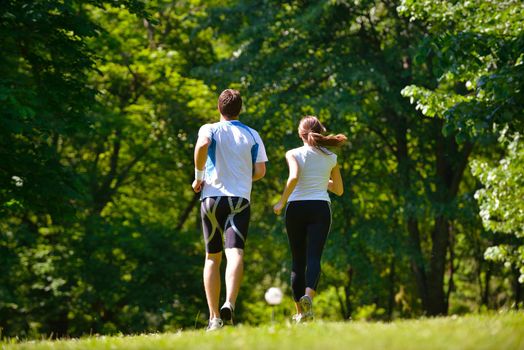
[221,197,250,319]
[224,247,244,306]
[203,252,222,320]
[201,197,227,322]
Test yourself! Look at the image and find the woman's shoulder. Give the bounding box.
[315,147,338,165]
[286,147,308,162]
[328,151,338,166]
[286,146,305,155]
[328,149,338,158]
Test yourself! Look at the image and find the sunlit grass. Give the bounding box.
[2,312,523,350]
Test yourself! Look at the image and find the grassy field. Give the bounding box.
[2,313,523,350]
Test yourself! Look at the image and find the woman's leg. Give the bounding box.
[285,202,308,305]
[305,202,331,298]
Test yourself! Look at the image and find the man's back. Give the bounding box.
[199,120,267,202]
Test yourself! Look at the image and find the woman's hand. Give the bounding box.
[273,200,285,215]
[273,152,298,216]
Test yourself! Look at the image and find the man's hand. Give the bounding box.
[193,134,210,193]
[192,179,204,193]
[253,162,266,182]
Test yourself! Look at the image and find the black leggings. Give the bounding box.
[285,200,331,302]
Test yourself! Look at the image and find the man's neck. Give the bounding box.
[220,114,239,122]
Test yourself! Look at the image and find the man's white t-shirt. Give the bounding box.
[287,145,337,202]
[198,120,268,202]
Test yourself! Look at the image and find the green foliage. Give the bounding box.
[1,0,218,337]
[472,133,524,283]
[204,0,500,317]
[399,0,524,142]
[398,0,524,289]
[1,0,523,338]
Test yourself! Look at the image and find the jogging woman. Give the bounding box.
[273,116,346,323]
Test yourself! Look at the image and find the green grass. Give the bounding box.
[2,313,524,350]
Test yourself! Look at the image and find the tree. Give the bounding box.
[204,0,483,316]
[0,0,221,337]
[472,134,523,304]
[399,0,524,307]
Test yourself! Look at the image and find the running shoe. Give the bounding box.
[299,295,314,321]
[292,313,304,324]
[206,317,224,332]
[220,301,235,324]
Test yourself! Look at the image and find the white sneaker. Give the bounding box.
[299,295,313,321]
[206,317,223,332]
[292,313,304,324]
[220,301,235,324]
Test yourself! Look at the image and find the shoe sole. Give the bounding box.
[206,319,224,332]
[220,306,233,323]
[299,296,313,320]
[206,325,223,332]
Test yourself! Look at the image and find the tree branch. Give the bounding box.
[175,192,200,231]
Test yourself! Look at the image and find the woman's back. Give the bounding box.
[288,145,337,202]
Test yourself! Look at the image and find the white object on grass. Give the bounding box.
[265,287,283,305]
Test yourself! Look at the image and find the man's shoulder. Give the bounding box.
[246,125,266,142]
[247,126,262,138]
[233,121,265,141]
[235,121,258,132]
[200,121,221,129]
[199,121,223,134]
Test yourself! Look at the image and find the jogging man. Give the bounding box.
[192,89,268,331]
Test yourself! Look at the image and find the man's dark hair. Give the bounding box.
[218,89,242,119]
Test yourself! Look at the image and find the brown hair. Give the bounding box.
[218,89,242,119]
[298,116,347,152]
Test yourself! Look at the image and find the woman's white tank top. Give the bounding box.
[288,145,337,202]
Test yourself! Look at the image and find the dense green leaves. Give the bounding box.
[1,0,215,337]
[398,0,524,293]
[400,0,524,141]
[1,0,523,338]
[472,134,524,283]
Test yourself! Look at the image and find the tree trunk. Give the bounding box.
[514,267,522,310]
[423,120,474,316]
[481,261,493,308]
[407,218,429,311]
[445,223,456,311]
[393,115,473,316]
[426,216,450,315]
[387,255,396,320]
[392,111,430,312]
[344,266,354,319]
[175,192,200,231]
[337,266,354,320]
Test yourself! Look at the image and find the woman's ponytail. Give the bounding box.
[299,116,347,151]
